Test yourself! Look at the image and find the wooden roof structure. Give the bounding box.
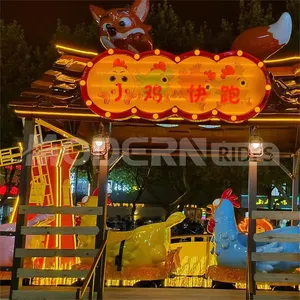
[9,47,300,154]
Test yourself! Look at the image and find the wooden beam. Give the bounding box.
[252,210,300,220]
[254,273,300,284]
[19,205,103,215]
[254,233,300,243]
[15,249,98,258]
[252,252,300,262]
[12,290,96,299]
[17,268,88,278]
[21,226,99,235]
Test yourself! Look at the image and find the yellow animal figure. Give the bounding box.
[98,58,137,105]
[106,212,185,268]
[76,196,185,270]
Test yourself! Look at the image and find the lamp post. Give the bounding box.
[92,123,110,300]
[246,127,263,300]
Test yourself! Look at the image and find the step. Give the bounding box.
[254,272,300,284]
[17,268,89,278]
[21,226,99,235]
[19,205,103,215]
[15,248,99,258]
[12,289,97,300]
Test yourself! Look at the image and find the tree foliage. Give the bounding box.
[147,0,202,53]
[284,0,300,53]
[0,20,39,148]
[238,0,274,33]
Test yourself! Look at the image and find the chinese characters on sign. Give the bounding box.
[81,50,270,122]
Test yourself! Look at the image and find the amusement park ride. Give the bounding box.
[0,0,299,299]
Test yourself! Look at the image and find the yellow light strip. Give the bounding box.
[55,44,299,65]
[9,196,19,223]
[264,56,300,64]
[248,118,300,122]
[16,110,101,118]
[55,44,98,56]
[15,110,300,124]
[55,148,64,276]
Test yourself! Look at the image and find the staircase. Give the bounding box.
[30,154,52,206]
[10,205,104,300]
[0,146,22,167]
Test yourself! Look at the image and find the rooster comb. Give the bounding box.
[113,59,127,69]
[221,188,240,208]
[151,61,166,72]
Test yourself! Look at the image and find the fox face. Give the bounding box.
[90,0,153,53]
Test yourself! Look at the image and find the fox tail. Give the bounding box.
[231,12,292,60]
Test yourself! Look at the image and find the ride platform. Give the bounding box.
[0,286,299,300]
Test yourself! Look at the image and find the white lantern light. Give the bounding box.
[92,124,109,156]
[248,130,264,158]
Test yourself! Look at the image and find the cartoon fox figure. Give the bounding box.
[90,0,153,53]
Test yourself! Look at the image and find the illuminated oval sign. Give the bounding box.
[80,50,271,123]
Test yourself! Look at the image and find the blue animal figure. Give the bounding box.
[207,189,300,273]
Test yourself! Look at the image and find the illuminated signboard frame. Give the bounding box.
[80,49,271,123]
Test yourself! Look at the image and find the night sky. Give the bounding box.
[2,0,287,48]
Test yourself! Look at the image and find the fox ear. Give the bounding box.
[131,0,150,22]
[90,5,106,25]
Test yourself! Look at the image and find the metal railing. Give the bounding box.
[76,238,107,300]
[171,234,212,243]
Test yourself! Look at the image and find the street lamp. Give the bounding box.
[247,126,262,299]
[248,129,264,159]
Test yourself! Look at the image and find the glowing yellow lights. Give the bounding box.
[14,110,300,124]
[172,107,178,113]
[264,56,300,64]
[153,113,159,119]
[9,196,19,223]
[258,62,264,68]
[154,49,160,55]
[86,100,92,106]
[18,142,23,152]
[214,55,220,61]
[175,56,181,62]
[131,108,137,114]
[237,50,243,56]
[105,112,111,118]
[254,107,261,113]
[134,54,140,60]
[15,110,101,118]
[87,62,93,68]
[249,118,300,123]
[194,50,200,56]
[265,84,272,91]
[79,80,86,86]
[55,44,98,56]
[192,114,198,120]
[108,49,114,55]
[231,115,237,121]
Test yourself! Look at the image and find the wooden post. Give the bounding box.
[94,122,111,300]
[292,155,299,226]
[246,127,257,300]
[9,118,35,299]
